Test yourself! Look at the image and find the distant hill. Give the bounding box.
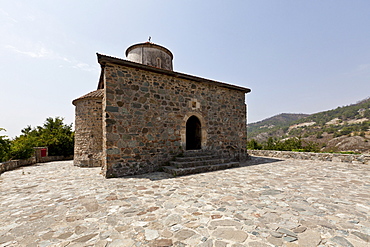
[247,97,370,154]
[248,113,309,141]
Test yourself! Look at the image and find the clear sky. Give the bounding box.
[1,1,370,138]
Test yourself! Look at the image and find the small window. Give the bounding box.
[156,57,161,68]
[189,99,200,110]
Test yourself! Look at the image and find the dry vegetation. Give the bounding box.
[248,98,370,154]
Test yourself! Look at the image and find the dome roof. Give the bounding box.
[125,42,173,59]
[125,42,174,71]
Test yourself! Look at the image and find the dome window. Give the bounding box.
[156,57,162,68]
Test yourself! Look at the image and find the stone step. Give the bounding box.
[162,162,240,176]
[170,158,228,168]
[181,150,214,157]
[174,155,220,162]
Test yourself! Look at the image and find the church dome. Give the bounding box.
[125,42,173,71]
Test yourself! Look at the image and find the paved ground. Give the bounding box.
[0,157,369,247]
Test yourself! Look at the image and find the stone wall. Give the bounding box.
[73,90,103,167]
[102,63,248,177]
[0,155,72,175]
[0,157,36,174]
[39,155,73,163]
[248,150,370,164]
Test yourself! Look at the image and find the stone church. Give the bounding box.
[72,41,251,178]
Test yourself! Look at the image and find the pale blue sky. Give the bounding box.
[1,1,370,138]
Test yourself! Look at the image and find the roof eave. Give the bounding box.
[96,53,251,94]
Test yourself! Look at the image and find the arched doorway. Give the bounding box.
[186,116,202,150]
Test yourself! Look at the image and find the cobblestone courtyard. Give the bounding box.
[0,157,369,246]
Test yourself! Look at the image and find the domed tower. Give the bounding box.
[125,42,173,70]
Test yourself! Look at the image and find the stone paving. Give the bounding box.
[0,157,369,247]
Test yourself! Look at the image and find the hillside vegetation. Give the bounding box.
[248,113,309,142]
[248,97,370,154]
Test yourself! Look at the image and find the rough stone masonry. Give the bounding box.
[73,42,251,178]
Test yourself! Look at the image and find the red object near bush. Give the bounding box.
[41,148,47,157]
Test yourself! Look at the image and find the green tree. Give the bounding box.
[361,122,369,131]
[275,137,302,151]
[260,136,320,153]
[263,137,276,150]
[302,141,320,152]
[7,134,38,160]
[7,117,74,160]
[247,139,262,150]
[0,128,11,162]
[340,126,352,136]
[364,109,370,118]
[38,117,74,156]
[333,131,342,138]
[316,131,323,139]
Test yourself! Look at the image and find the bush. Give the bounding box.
[363,109,370,118]
[258,136,320,153]
[340,151,361,155]
[333,131,342,138]
[38,117,74,156]
[302,141,320,152]
[0,128,11,162]
[275,137,302,151]
[316,131,323,139]
[247,139,262,150]
[263,137,277,150]
[6,117,74,160]
[7,134,37,160]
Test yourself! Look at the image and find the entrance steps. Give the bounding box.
[162,150,239,176]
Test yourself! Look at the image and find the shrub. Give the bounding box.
[0,128,11,162]
[316,131,323,139]
[6,117,74,160]
[247,139,262,150]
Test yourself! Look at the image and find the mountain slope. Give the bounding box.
[248,97,370,154]
[247,113,309,142]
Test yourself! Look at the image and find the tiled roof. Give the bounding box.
[72,89,104,105]
[96,54,251,94]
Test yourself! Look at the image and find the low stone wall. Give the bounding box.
[0,157,36,175]
[248,150,370,164]
[18,157,37,166]
[1,161,19,174]
[0,155,73,175]
[38,155,73,163]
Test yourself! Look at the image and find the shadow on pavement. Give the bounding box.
[124,156,283,181]
[240,156,283,167]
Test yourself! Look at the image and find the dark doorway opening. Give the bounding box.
[186,116,201,150]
